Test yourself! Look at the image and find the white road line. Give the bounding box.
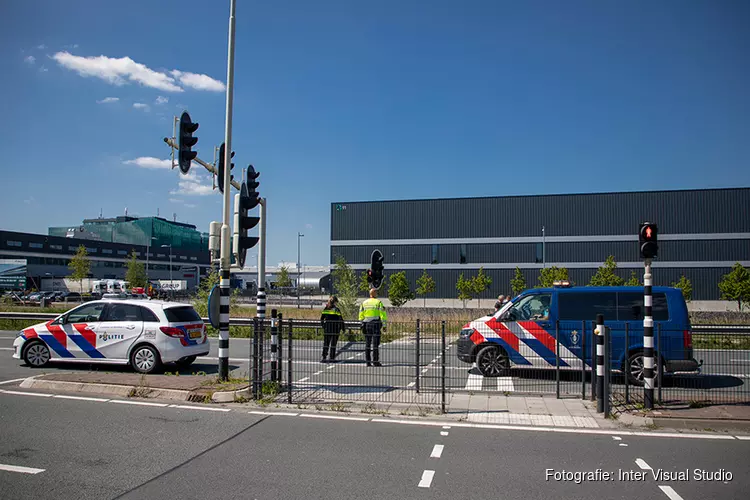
[612,436,622,441]
[298,377,310,382]
[430,444,444,458]
[0,390,53,397]
[418,470,435,488]
[0,378,28,386]
[110,400,168,407]
[346,356,356,360]
[440,431,449,436]
[443,426,451,429]
[0,463,45,474]
[619,443,628,447]
[53,395,109,402]
[169,405,232,412]
[735,435,750,440]
[635,458,652,470]
[464,373,483,391]
[658,485,685,500]
[0,347,14,351]
[497,377,515,392]
[299,414,370,422]
[0,336,19,339]
[313,371,323,375]
[407,382,416,387]
[431,359,437,363]
[326,366,335,370]
[421,368,428,374]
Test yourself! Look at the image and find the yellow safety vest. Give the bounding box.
[359,298,387,323]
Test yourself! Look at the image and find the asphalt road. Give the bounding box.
[0,389,748,500]
[3,331,749,404]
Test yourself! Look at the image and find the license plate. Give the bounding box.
[189,330,202,339]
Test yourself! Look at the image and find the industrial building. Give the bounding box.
[0,216,210,291]
[330,187,750,300]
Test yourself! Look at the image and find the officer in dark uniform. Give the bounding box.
[320,296,344,363]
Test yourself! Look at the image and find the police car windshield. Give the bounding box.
[494,300,514,318]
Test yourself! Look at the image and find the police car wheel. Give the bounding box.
[175,355,197,368]
[626,352,661,387]
[476,346,509,377]
[131,345,162,374]
[23,341,51,368]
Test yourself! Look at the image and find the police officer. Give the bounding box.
[320,296,344,363]
[358,288,388,367]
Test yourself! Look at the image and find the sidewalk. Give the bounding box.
[631,403,750,432]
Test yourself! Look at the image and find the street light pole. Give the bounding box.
[542,225,546,268]
[146,236,157,284]
[297,232,304,308]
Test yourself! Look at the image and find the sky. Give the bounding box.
[1,0,748,267]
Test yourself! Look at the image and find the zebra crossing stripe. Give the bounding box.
[497,377,515,392]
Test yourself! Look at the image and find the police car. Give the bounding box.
[12,299,209,374]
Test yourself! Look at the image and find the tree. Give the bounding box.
[192,268,220,317]
[471,267,492,308]
[68,245,91,295]
[456,273,474,308]
[125,249,147,288]
[672,275,693,302]
[331,255,359,319]
[276,265,292,288]
[388,271,414,307]
[510,267,527,296]
[415,269,436,307]
[538,266,569,287]
[718,263,750,311]
[624,271,641,287]
[589,255,624,287]
[359,271,371,296]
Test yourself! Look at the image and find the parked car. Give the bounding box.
[13,299,208,374]
[457,283,700,385]
[59,291,82,301]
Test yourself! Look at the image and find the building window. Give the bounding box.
[68,246,78,252]
[460,244,467,264]
[190,256,197,261]
[179,255,187,260]
[147,252,153,258]
[431,244,439,264]
[535,242,544,264]
[6,240,22,247]
[29,242,44,249]
[102,249,113,254]
[117,250,127,256]
[157,254,166,258]
[50,244,62,250]
[135,252,141,257]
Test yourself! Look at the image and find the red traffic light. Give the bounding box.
[638,222,659,259]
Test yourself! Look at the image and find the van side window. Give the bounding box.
[503,293,551,321]
[618,292,669,321]
[558,292,617,321]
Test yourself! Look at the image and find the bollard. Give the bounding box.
[287,318,293,405]
[270,309,279,382]
[657,322,663,404]
[625,322,630,404]
[252,317,260,400]
[590,321,596,403]
[555,320,560,399]
[277,313,283,383]
[603,322,611,419]
[581,320,586,400]
[596,314,605,413]
[441,321,446,414]
[415,319,421,394]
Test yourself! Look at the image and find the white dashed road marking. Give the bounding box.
[168,405,231,412]
[418,470,435,488]
[440,431,449,436]
[658,486,685,500]
[53,395,109,402]
[0,463,45,474]
[111,400,168,407]
[0,378,28,386]
[430,444,444,458]
[635,459,652,470]
[619,443,628,447]
[612,436,622,440]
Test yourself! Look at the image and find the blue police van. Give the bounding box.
[456,283,701,385]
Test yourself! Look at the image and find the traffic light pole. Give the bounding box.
[643,258,655,409]
[163,137,241,192]
[257,198,266,321]
[218,0,237,382]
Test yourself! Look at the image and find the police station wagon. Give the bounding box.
[13,299,209,374]
[457,284,700,385]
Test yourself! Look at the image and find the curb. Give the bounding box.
[617,412,654,428]
[20,377,250,404]
[652,417,750,433]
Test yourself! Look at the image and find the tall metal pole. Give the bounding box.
[542,225,546,268]
[257,199,266,320]
[169,246,173,300]
[297,232,304,308]
[218,0,237,381]
[146,241,150,283]
[643,258,655,409]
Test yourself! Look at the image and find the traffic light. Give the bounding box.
[178,112,199,174]
[233,166,261,268]
[217,142,235,194]
[639,222,659,259]
[369,249,384,289]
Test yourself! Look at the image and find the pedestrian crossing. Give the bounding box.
[464,373,516,392]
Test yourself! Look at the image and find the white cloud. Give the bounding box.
[171,170,214,196]
[133,102,150,111]
[171,70,225,92]
[52,51,183,92]
[124,157,171,169]
[24,55,36,64]
[305,223,313,229]
[168,198,182,203]
[24,196,36,205]
[37,44,47,50]
[63,43,79,49]
[39,66,49,73]
[155,95,169,105]
[96,96,119,104]
[184,203,197,209]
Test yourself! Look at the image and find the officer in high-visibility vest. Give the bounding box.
[358,288,388,367]
[320,296,344,363]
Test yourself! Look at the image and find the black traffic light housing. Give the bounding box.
[178,112,199,174]
[217,142,235,194]
[639,222,658,259]
[233,166,261,268]
[369,249,384,289]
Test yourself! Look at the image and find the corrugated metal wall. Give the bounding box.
[331,188,750,239]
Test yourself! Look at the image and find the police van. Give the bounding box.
[457,283,700,385]
[13,299,209,374]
